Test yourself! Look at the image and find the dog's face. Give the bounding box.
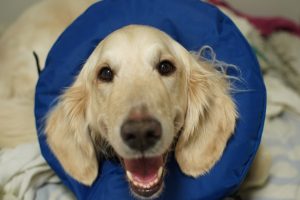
[87,26,188,197]
[46,25,237,199]
[89,25,187,158]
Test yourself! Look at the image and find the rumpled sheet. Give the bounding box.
[0,142,74,200]
[243,112,300,200]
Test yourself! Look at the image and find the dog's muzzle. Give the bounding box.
[121,117,162,152]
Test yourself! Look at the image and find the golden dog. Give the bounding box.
[45,25,237,199]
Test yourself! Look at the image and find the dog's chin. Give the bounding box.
[120,154,167,199]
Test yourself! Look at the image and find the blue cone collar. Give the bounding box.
[35,0,266,199]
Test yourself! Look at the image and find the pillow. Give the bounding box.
[35,0,266,199]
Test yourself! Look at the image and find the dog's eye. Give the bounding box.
[157,60,176,76]
[98,67,114,82]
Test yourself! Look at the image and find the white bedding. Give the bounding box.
[243,112,300,200]
[0,143,74,200]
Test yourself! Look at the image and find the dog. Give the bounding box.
[45,25,237,199]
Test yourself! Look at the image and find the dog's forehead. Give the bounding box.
[99,25,172,57]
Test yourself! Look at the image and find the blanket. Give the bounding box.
[0,142,74,200]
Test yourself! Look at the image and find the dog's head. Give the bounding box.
[45,25,237,199]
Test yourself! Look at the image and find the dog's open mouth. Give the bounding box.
[122,155,165,198]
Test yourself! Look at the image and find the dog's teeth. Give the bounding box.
[127,168,163,189]
[150,180,155,187]
[133,181,139,186]
[158,167,163,178]
[147,177,158,188]
[126,171,133,181]
[149,181,153,187]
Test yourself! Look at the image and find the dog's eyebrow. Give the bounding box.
[95,53,116,69]
[144,43,173,65]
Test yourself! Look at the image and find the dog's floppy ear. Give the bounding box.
[175,54,237,177]
[45,79,98,185]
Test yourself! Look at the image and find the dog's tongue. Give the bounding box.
[124,156,163,183]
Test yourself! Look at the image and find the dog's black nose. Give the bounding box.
[121,118,162,151]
